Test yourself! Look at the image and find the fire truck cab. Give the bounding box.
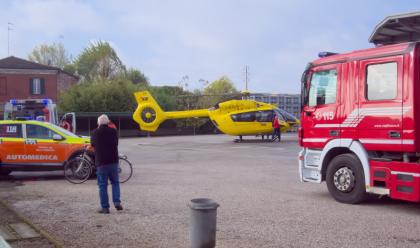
[299,12,420,204]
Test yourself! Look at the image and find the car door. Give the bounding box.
[24,123,67,166]
[0,123,25,165]
[301,64,342,149]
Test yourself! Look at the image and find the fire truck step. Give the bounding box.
[368,187,390,195]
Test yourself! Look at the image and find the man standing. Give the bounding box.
[272,114,281,142]
[91,114,123,214]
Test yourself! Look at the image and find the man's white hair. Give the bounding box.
[97,114,110,126]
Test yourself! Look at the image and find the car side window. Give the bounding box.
[308,69,337,107]
[0,124,22,138]
[26,124,57,139]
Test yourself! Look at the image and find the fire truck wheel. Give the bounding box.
[326,153,366,204]
[0,168,12,176]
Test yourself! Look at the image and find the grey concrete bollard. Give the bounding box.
[188,198,220,248]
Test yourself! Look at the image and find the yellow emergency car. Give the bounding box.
[0,120,90,175]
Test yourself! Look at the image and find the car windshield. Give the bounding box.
[45,123,79,138]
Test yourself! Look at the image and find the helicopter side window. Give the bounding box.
[256,110,273,122]
[231,111,256,122]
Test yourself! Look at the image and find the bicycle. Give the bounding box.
[64,146,133,184]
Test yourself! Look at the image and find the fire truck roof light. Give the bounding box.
[10,99,17,106]
[42,99,50,105]
[318,52,339,58]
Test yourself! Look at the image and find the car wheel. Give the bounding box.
[326,153,366,204]
[0,168,12,176]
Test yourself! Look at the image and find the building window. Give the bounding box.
[366,62,397,100]
[0,77,6,96]
[30,78,45,95]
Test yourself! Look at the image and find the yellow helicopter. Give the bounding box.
[132,91,300,141]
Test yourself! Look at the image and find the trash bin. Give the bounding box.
[188,198,220,248]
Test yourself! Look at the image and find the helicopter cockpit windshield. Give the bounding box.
[274,108,298,123]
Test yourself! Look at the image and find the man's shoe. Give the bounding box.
[115,204,123,211]
[97,208,110,214]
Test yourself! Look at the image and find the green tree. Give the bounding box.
[149,86,188,111]
[58,78,140,112]
[28,42,71,69]
[203,76,238,95]
[125,68,149,86]
[195,76,239,108]
[75,41,126,81]
[63,64,77,75]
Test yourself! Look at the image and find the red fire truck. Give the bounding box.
[299,12,420,204]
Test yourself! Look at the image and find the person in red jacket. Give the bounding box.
[272,114,281,142]
[108,120,117,129]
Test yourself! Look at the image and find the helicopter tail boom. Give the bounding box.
[133,91,209,132]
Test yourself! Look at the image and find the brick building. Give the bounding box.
[0,56,79,112]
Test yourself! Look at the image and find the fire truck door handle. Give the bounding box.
[388,131,401,138]
[329,130,339,137]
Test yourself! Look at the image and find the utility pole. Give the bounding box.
[199,78,209,91]
[244,65,250,91]
[7,22,13,56]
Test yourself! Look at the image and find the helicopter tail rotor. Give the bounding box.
[133,91,167,132]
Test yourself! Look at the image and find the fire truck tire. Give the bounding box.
[326,153,366,204]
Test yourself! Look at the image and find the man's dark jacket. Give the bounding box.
[90,124,119,167]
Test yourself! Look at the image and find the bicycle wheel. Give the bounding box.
[64,157,92,184]
[118,157,133,183]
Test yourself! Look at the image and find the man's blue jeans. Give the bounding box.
[97,163,121,209]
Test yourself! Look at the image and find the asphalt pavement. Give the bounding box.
[1,134,420,247]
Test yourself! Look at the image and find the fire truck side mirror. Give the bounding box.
[304,108,314,117]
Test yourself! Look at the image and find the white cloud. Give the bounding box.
[10,0,103,34]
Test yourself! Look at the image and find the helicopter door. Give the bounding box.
[256,110,274,129]
[231,111,268,134]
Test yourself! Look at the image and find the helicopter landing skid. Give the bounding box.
[233,135,279,143]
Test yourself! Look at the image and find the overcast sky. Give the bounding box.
[0,0,419,93]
